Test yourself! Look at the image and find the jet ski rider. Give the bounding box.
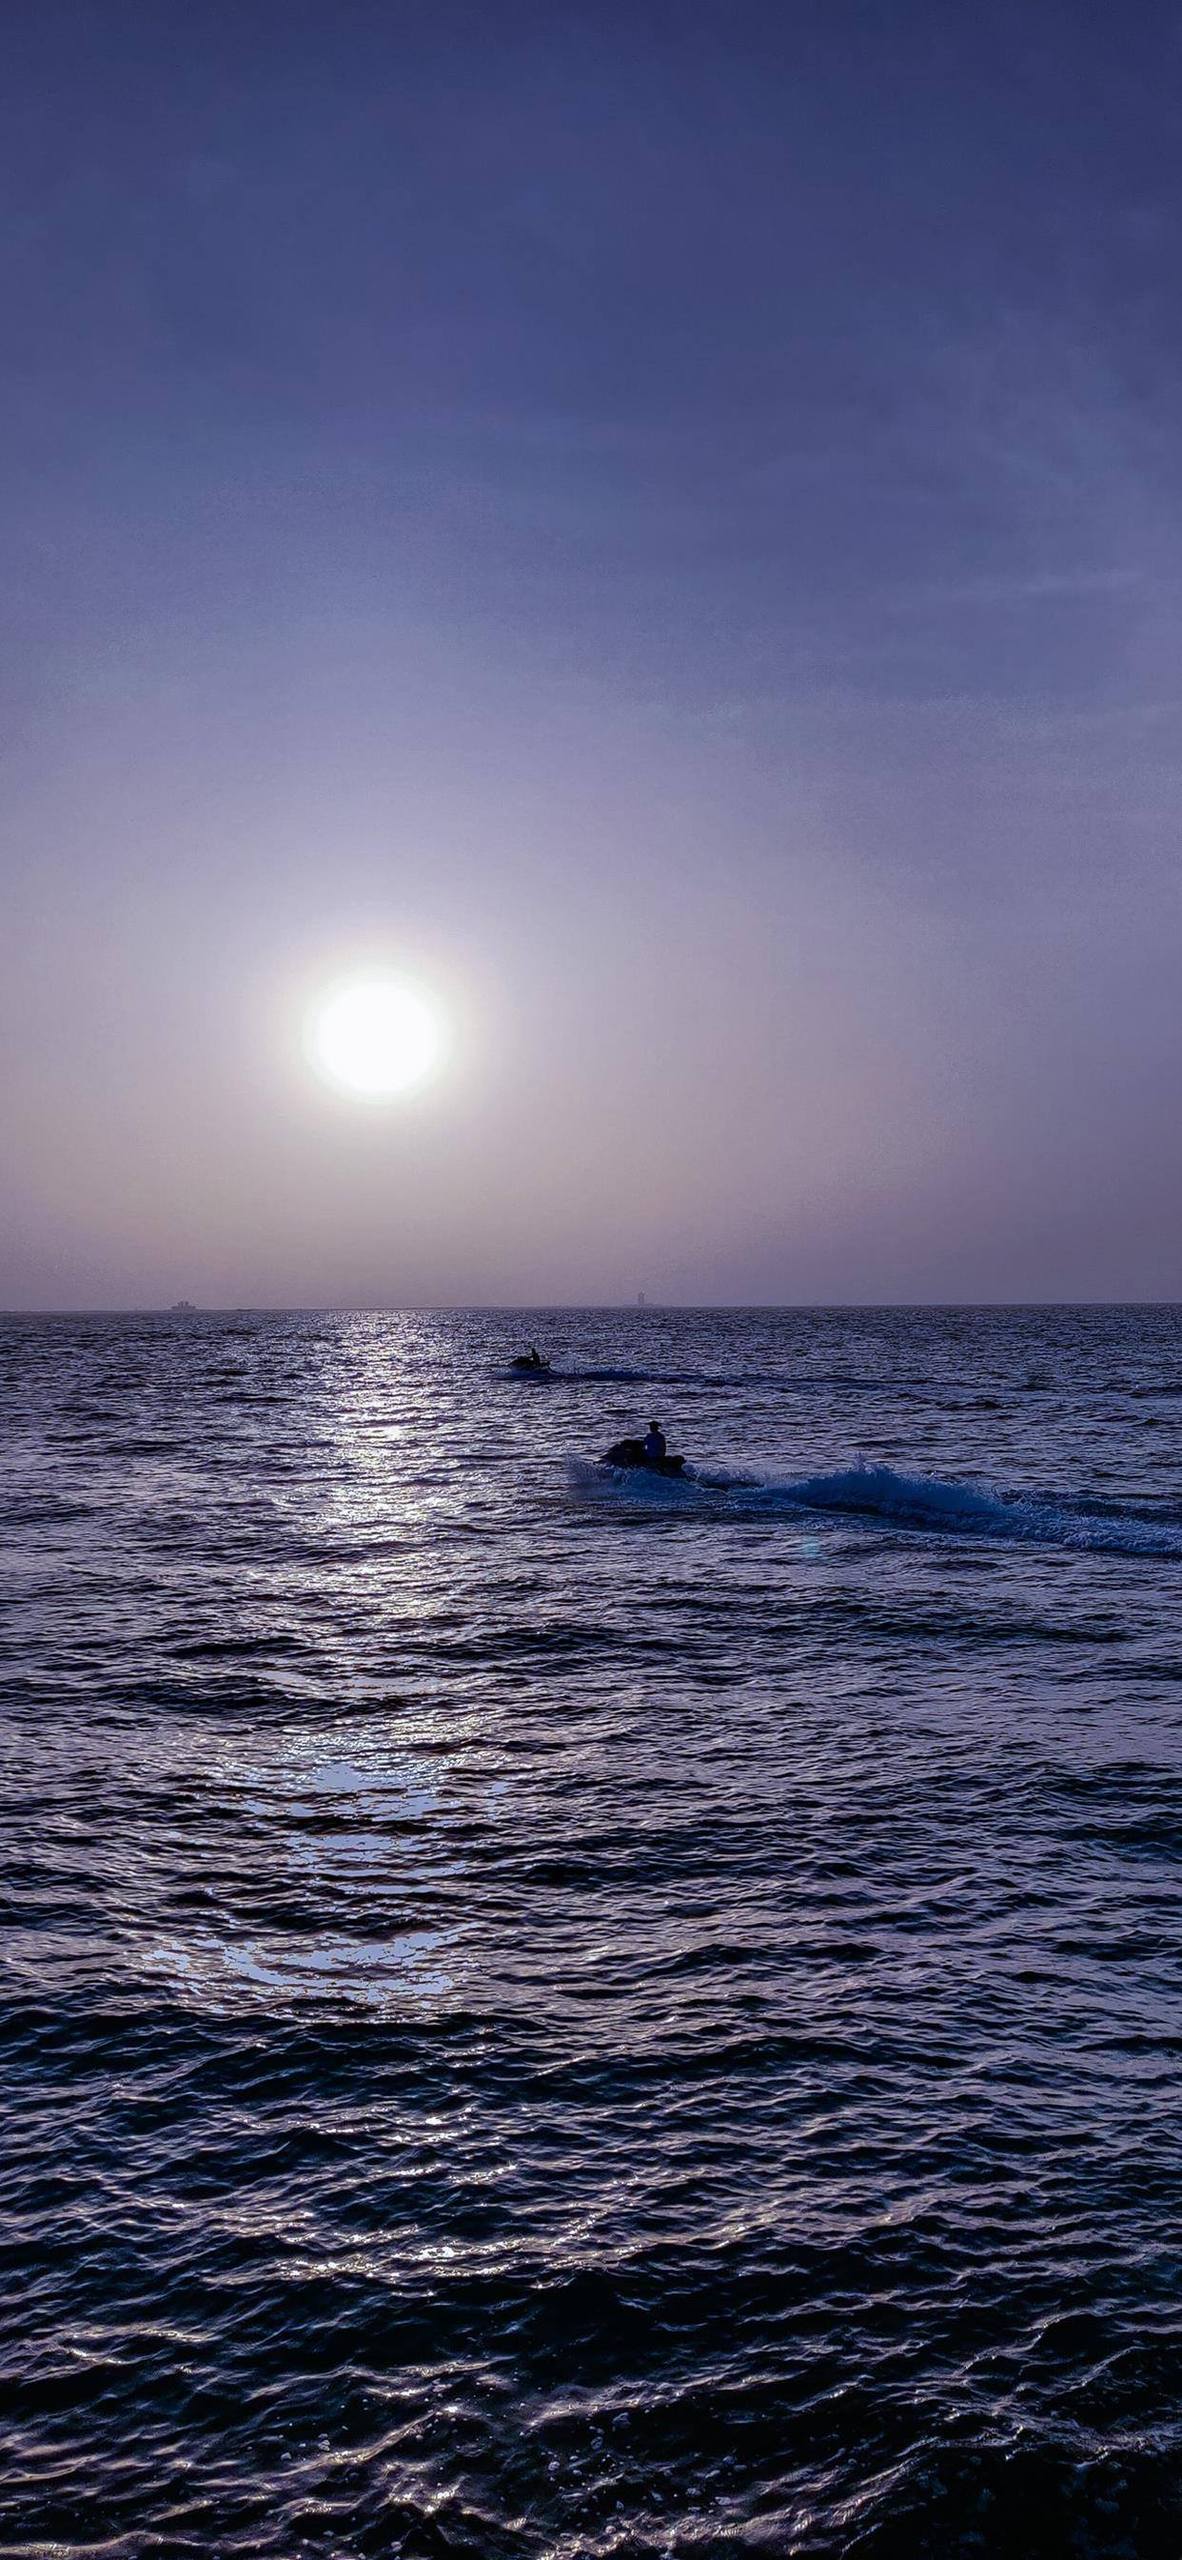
[643,1419,667,1462]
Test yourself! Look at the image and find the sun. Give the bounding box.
[307,975,449,1100]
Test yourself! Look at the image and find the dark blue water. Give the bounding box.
[3,1306,1182,2556]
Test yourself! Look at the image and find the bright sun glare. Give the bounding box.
[307,976,449,1100]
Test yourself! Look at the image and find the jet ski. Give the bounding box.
[601,1436,686,1478]
[511,1351,552,1374]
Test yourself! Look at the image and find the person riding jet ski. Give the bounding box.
[511,1346,551,1372]
[601,1417,685,1477]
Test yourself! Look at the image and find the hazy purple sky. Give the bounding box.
[4,0,1181,1304]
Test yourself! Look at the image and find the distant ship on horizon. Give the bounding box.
[170,1299,197,1313]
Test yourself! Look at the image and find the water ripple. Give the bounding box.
[2,1307,1182,2553]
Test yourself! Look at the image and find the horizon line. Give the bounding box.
[3,1298,1181,1318]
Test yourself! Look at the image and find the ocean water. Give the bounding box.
[3,1303,1182,2558]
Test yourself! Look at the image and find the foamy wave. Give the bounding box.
[728,1465,1182,1553]
[760,1464,1021,1531]
[562,1365,653,1383]
[551,1366,895,1391]
[499,1362,657,1384]
[571,1457,1182,1555]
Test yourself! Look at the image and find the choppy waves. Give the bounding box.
[4,1305,1182,2557]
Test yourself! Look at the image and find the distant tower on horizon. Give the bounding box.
[637,1290,646,1307]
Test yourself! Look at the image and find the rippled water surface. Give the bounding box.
[4,1305,1182,2556]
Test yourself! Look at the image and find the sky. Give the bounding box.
[3,0,1182,1306]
